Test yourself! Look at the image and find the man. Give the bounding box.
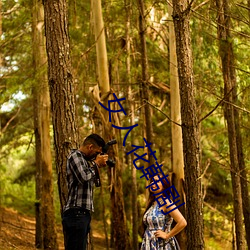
[62,134,108,250]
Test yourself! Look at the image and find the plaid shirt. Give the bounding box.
[64,149,97,212]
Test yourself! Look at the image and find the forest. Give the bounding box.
[0,0,249,249]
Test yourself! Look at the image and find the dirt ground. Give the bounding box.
[0,207,108,250]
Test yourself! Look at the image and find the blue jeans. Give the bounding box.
[62,208,91,250]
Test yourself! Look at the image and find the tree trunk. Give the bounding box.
[111,136,130,250]
[92,0,109,94]
[33,1,43,246]
[172,1,204,249]
[130,109,138,250]
[32,1,58,249]
[0,0,3,234]
[128,35,139,250]
[137,0,154,167]
[232,219,236,250]
[0,0,2,67]
[43,0,78,210]
[125,0,138,248]
[92,1,129,249]
[216,0,246,248]
[235,111,250,248]
[100,183,109,250]
[168,3,186,250]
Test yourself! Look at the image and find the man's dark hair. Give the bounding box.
[83,134,105,148]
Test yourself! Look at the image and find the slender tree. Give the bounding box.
[92,1,111,248]
[92,0,109,94]
[43,0,78,210]
[0,0,2,67]
[92,1,129,249]
[216,0,247,248]
[125,0,138,248]
[137,0,154,166]
[235,113,250,248]
[0,0,2,223]
[168,3,186,249]
[172,0,204,249]
[32,1,58,249]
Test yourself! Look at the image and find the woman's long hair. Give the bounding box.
[142,173,171,234]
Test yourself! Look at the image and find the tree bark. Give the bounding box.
[92,0,109,94]
[137,0,154,167]
[0,0,2,67]
[92,1,129,249]
[168,3,186,250]
[216,0,247,248]
[0,0,3,234]
[172,0,204,249]
[32,0,58,249]
[100,183,109,250]
[43,0,78,210]
[125,0,138,248]
[235,111,250,249]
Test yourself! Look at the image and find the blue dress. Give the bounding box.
[141,203,179,250]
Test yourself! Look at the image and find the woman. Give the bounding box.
[141,173,187,250]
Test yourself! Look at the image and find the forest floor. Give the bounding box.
[0,207,108,250]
